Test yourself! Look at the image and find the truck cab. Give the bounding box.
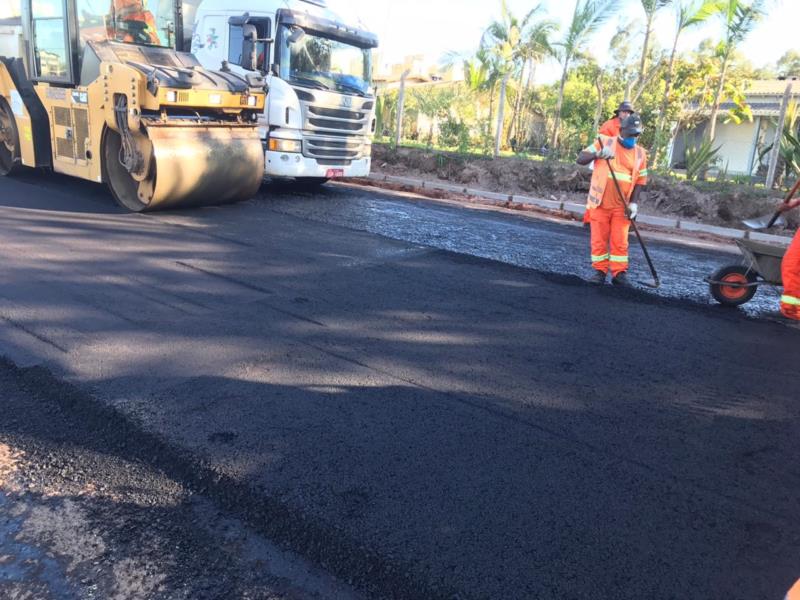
[189,0,378,185]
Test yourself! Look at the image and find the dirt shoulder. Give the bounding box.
[370,144,798,233]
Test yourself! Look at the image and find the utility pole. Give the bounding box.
[494,72,511,158]
[766,82,794,189]
[394,69,411,149]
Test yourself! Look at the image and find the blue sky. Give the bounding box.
[333,0,797,82]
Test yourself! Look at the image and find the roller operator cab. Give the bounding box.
[0,0,267,211]
[190,0,378,186]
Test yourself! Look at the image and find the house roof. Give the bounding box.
[688,80,800,118]
[745,79,800,96]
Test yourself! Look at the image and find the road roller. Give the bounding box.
[0,0,266,211]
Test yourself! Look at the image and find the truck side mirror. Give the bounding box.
[241,24,258,71]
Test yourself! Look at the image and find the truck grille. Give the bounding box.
[295,88,373,162]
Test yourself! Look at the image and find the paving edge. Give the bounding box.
[361,173,794,246]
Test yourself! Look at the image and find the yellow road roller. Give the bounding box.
[0,0,266,211]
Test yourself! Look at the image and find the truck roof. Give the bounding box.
[190,0,337,22]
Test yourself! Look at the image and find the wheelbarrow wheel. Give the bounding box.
[710,265,758,306]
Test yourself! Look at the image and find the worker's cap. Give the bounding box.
[620,114,643,137]
[614,100,636,115]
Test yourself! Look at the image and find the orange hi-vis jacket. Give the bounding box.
[599,117,621,138]
[109,0,160,44]
[586,135,648,210]
[781,230,800,320]
[786,578,800,600]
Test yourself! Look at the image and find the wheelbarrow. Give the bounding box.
[706,239,787,306]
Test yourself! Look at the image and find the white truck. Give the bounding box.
[188,0,378,186]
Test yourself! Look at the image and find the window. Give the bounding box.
[228,18,271,70]
[279,25,371,96]
[76,0,177,49]
[76,0,108,46]
[31,0,70,80]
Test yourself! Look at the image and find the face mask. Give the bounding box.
[620,136,637,149]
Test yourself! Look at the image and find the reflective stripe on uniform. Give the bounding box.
[609,255,629,263]
[591,253,610,262]
[639,169,649,176]
[781,294,800,306]
[608,172,633,182]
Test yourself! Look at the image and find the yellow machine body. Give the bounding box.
[0,6,266,212]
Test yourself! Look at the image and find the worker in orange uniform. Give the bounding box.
[583,101,637,226]
[109,0,161,45]
[778,197,800,320]
[577,114,648,286]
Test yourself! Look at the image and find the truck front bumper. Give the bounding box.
[264,151,371,179]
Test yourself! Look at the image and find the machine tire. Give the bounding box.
[102,128,149,212]
[709,265,758,306]
[0,98,21,176]
[295,177,330,190]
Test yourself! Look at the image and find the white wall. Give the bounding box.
[0,26,22,59]
[713,120,758,175]
[0,1,20,19]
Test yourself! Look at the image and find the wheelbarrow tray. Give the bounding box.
[735,239,786,285]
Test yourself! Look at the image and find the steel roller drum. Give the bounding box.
[136,125,264,211]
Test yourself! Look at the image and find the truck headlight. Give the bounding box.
[268,138,302,153]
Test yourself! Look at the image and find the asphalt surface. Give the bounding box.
[0,171,798,599]
[0,358,361,600]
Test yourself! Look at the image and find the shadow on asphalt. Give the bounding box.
[1,169,799,598]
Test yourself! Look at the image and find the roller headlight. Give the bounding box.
[268,138,302,153]
[247,95,258,107]
[166,90,178,102]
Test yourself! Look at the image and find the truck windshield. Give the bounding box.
[279,25,371,96]
[76,0,176,48]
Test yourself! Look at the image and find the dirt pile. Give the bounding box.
[372,144,798,231]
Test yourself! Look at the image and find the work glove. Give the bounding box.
[626,202,638,220]
[596,146,615,160]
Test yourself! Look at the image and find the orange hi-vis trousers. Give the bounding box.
[591,206,630,276]
[781,230,800,320]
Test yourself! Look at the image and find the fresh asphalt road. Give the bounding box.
[0,171,798,599]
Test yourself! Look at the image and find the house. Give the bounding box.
[373,54,460,88]
[671,78,800,176]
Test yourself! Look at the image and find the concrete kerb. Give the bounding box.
[467,189,513,203]
[363,175,794,245]
[677,220,747,240]
[512,195,563,211]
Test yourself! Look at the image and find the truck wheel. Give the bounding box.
[0,98,21,176]
[102,128,148,212]
[709,265,758,306]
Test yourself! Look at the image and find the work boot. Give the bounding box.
[590,270,607,285]
[612,272,632,287]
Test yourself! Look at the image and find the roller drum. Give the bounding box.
[143,125,264,210]
[105,124,264,212]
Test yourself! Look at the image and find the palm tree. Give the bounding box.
[706,0,765,142]
[483,1,555,157]
[511,18,557,148]
[637,1,673,85]
[653,0,718,166]
[550,0,619,151]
